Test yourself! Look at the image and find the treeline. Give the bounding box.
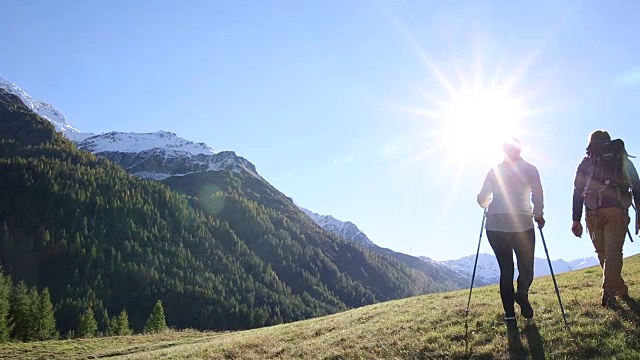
[0,268,166,342]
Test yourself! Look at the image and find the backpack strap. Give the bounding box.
[581,157,595,199]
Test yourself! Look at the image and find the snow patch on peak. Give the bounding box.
[0,76,84,136]
[300,208,376,247]
[76,131,215,155]
[424,253,600,285]
[438,253,501,284]
[568,257,600,269]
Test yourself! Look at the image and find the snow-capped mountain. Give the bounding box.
[423,253,600,285]
[75,131,259,180]
[301,208,375,247]
[532,256,600,277]
[1,76,259,181]
[0,76,92,142]
[77,130,215,155]
[429,254,500,285]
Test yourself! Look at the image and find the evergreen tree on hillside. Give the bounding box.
[32,288,58,340]
[11,281,34,341]
[106,316,117,336]
[107,309,132,336]
[144,300,167,333]
[77,308,98,338]
[116,310,132,335]
[0,269,12,342]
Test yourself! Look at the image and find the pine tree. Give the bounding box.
[0,269,12,342]
[108,309,132,336]
[144,300,167,333]
[32,288,58,340]
[106,316,117,336]
[116,310,132,335]
[11,281,34,341]
[77,308,98,338]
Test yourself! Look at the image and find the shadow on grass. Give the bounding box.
[614,295,640,328]
[506,321,526,360]
[522,321,545,360]
[464,317,547,360]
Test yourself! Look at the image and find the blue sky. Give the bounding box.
[2,0,640,262]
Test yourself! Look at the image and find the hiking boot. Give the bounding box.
[601,292,616,308]
[514,292,534,319]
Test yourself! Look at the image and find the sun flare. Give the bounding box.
[439,90,525,162]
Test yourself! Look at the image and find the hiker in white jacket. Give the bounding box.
[477,138,545,321]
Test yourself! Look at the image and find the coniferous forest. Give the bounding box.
[0,89,461,340]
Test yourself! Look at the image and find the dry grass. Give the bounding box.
[3,255,640,359]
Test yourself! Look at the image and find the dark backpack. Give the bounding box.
[582,139,633,210]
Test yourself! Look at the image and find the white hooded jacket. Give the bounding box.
[477,157,544,218]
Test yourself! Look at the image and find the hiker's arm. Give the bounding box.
[529,165,544,217]
[626,160,640,235]
[572,158,588,222]
[477,170,493,208]
[625,159,640,207]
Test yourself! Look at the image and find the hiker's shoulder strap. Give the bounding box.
[574,157,590,188]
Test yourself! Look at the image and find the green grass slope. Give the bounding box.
[3,254,640,359]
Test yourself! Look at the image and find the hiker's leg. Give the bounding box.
[586,211,605,270]
[513,228,535,294]
[487,230,515,316]
[602,208,629,296]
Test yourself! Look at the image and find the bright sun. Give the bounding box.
[439,90,525,162]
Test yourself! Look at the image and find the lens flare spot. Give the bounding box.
[198,184,226,216]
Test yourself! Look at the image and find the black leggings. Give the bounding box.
[486,228,535,315]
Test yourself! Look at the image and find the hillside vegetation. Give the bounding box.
[0,89,463,335]
[2,254,640,359]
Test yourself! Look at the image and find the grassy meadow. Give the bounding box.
[3,254,640,359]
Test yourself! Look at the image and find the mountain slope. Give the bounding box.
[1,88,337,332]
[0,88,462,335]
[162,170,458,299]
[301,209,488,288]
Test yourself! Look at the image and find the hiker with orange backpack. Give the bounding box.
[571,130,640,307]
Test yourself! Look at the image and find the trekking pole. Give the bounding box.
[465,208,487,353]
[538,228,570,329]
[630,204,638,242]
[465,208,487,317]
